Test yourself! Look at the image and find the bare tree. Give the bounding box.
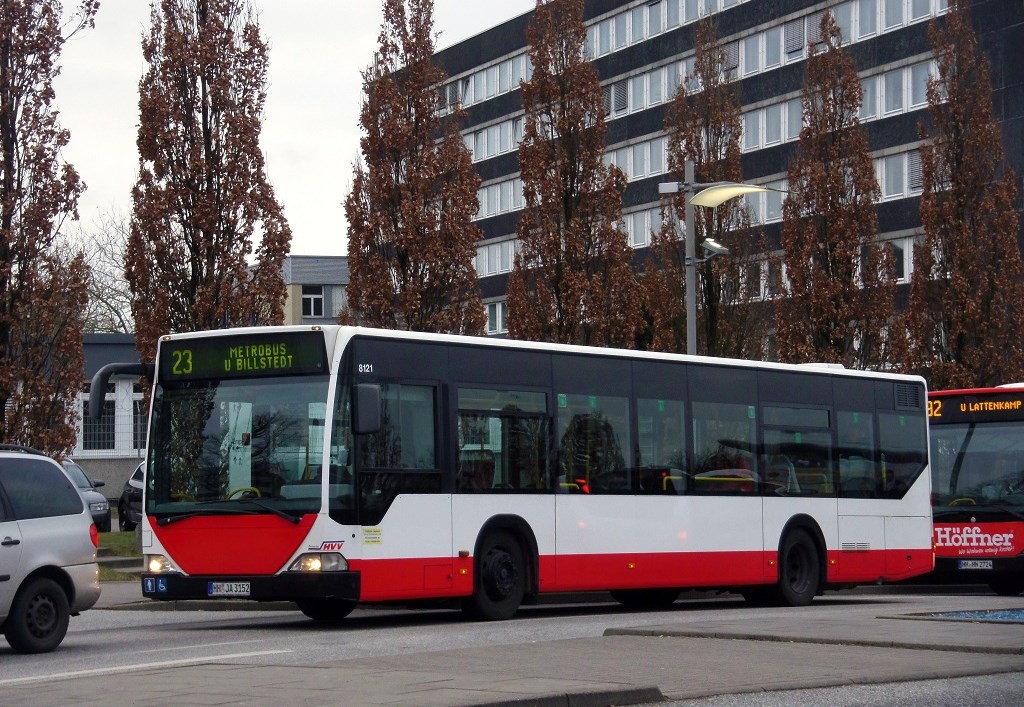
[68,208,133,333]
[127,0,291,366]
[0,0,96,455]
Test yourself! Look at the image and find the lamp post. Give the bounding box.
[659,160,771,356]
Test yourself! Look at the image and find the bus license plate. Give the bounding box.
[958,559,993,570]
[208,581,251,597]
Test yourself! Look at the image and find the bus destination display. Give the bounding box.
[159,331,328,381]
[928,393,1024,424]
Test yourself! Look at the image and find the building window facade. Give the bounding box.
[302,285,325,317]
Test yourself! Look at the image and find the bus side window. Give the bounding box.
[692,401,756,495]
[637,398,687,493]
[458,450,496,491]
[456,388,550,492]
[556,393,630,494]
[878,412,926,498]
[558,411,628,493]
[837,410,878,497]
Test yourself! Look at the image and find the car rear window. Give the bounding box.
[0,458,84,519]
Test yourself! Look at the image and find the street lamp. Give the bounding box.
[659,159,772,356]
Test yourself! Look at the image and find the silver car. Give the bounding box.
[0,446,101,653]
[62,459,112,533]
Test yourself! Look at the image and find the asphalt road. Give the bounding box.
[1,586,1022,705]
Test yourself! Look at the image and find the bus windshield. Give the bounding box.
[146,374,336,519]
[930,422,1024,509]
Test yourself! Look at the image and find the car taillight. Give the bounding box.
[90,523,99,548]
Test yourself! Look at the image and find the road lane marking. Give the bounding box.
[138,638,266,654]
[0,650,292,687]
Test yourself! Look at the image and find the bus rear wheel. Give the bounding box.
[295,599,357,622]
[775,528,821,606]
[610,588,679,609]
[464,531,525,621]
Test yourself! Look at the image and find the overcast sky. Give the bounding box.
[54,1,536,256]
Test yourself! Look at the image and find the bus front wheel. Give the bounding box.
[295,598,357,622]
[464,531,525,621]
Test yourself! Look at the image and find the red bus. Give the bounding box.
[92,326,934,620]
[927,386,1024,595]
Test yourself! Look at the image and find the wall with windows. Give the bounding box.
[282,255,349,325]
[433,0,1023,337]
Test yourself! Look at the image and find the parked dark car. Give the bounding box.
[0,445,101,653]
[61,460,111,533]
[118,462,143,532]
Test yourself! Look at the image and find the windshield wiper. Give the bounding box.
[157,508,255,526]
[233,498,302,524]
[157,500,302,526]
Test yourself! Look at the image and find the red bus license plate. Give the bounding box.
[958,559,993,570]
[208,581,251,596]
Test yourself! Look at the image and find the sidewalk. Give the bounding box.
[64,584,1024,707]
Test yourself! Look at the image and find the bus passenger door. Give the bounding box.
[354,381,452,600]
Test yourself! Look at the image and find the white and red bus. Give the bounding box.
[926,386,1024,595]
[92,326,933,620]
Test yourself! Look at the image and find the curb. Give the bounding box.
[104,600,297,611]
[470,687,665,707]
[602,626,1024,656]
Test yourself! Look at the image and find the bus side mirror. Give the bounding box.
[353,384,382,435]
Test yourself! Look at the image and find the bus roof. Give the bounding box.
[155,324,926,386]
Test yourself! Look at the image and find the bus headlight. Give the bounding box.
[288,553,348,572]
[145,554,181,573]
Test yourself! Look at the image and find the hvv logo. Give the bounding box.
[308,540,345,551]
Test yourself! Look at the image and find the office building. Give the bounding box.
[432,0,1022,335]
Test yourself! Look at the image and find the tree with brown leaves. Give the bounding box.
[902,0,1024,388]
[506,0,641,348]
[127,0,291,366]
[646,20,770,358]
[344,0,484,335]
[776,12,898,368]
[0,0,96,455]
